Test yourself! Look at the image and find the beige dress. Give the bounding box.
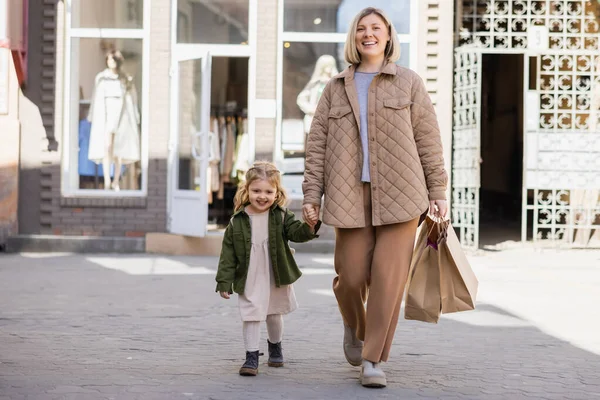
[238,209,298,322]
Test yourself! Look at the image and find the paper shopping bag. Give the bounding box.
[404,216,445,323]
[439,225,478,313]
[404,216,478,323]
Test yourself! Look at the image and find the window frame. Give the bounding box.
[61,0,150,198]
[275,0,421,198]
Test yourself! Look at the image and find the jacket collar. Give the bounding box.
[333,62,397,81]
[232,203,283,218]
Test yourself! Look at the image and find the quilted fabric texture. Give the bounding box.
[302,63,448,228]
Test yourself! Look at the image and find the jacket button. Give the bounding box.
[373,186,377,191]
[371,137,375,141]
[370,112,375,116]
[372,162,376,166]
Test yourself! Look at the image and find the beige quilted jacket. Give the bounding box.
[302,63,448,228]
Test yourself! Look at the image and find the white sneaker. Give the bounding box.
[360,360,387,388]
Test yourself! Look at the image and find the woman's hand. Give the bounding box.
[219,291,231,300]
[429,200,448,220]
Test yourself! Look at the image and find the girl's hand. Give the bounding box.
[306,210,318,228]
[219,291,231,299]
[302,204,320,226]
[429,200,448,219]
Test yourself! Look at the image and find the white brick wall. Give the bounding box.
[254,0,278,159]
[148,0,171,161]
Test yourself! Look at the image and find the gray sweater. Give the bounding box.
[354,71,377,182]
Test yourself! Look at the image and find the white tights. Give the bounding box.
[242,314,284,352]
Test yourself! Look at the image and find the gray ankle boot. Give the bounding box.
[267,340,284,367]
[360,360,387,388]
[239,350,259,376]
[343,324,363,366]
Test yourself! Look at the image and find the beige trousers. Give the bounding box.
[333,183,419,363]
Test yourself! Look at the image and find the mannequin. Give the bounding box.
[296,55,339,138]
[88,50,141,191]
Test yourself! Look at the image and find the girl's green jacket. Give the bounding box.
[215,205,321,295]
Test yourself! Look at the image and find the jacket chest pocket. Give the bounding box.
[328,105,355,143]
[328,105,353,123]
[382,98,413,139]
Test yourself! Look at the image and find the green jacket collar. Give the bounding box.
[232,203,285,218]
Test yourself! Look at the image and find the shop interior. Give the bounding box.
[206,57,249,226]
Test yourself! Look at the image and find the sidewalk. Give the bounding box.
[1,248,599,399]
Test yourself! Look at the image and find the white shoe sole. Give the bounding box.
[360,368,387,388]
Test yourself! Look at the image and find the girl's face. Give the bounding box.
[355,13,390,61]
[247,178,277,213]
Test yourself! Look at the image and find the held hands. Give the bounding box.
[219,291,231,300]
[302,204,320,229]
[429,200,448,220]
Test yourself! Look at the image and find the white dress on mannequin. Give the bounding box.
[88,69,141,165]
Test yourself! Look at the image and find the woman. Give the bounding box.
[302,7,448,388]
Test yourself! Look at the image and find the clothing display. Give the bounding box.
[296,54,339,135]
[208,112,249,212]
[231,118,250,181]
[78,119,122,178]
[88,68,141,165]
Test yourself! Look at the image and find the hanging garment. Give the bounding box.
[222,119,236,182]
[232,120,250,181]
[207,130,222,204]
[88,69,141,165]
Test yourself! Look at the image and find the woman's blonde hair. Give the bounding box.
[344,7,401,65]
[233,161,288,212]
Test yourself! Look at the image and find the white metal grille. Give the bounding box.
[452,48,482,249]
[455,0,600,247]
[526,52,600,246]
[461,0,600,49]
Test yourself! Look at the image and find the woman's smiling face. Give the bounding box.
[355,13,390,60]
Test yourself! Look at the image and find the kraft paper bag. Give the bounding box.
[404,216,478,323]
[404,217,444,323]
[440,225,478,314]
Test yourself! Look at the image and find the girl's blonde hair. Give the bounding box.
[233,161,288,212]
[344,7,401,65]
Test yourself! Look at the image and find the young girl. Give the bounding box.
[215,161,320,376]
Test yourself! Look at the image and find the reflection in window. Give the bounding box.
[282,42,344,154]
[70,38,143,191]
[177,0,249,44]
[281,41,409,155]
[71,0,144,29]
[284,0,410,34]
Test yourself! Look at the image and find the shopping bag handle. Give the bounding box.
[425,215,449,247]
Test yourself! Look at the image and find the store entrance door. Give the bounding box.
[168,51,212,237]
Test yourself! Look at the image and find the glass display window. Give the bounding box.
[63,0,148,195]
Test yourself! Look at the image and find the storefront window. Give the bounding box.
[177,0,249,44]
[283,0,411,34]
[64,0,148,194]
[71,0,144,29]
[68,38,144,191]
